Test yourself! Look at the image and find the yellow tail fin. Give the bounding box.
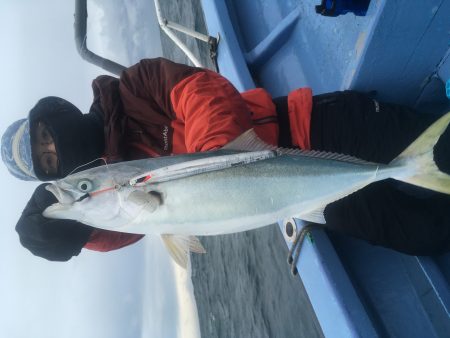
[390,111,450,195]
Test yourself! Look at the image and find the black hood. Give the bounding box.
[29,96,105,180]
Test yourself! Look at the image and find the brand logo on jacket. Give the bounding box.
[373,99,380,113]
[162,125,169,151]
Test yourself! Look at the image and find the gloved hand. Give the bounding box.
[15,183,93,261]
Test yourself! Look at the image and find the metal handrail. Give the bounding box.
[153,0,216,68]
[74,0,126,75]
[73,0,218,74]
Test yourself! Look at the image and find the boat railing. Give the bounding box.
[73,0,218,75]
[74,0,126,75]
[153,0,218,70]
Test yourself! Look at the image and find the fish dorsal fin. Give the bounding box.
[295,206,327,224]
[277,148,375,165]
[222,129,277,151]
[161,234,206,269]
[130,130,374,187]
[224,129,374,165]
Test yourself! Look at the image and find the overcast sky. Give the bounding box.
[0,1,198,337]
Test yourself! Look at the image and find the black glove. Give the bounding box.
[324,179,450,256]
[16,183,93,261]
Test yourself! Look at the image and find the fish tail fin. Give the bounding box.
[390,111,450,195]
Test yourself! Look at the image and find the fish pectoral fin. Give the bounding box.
[127,190,162,212]
[296,206,327,224]
[161,234,206,269]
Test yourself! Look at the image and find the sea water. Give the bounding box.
[157,1,323,336]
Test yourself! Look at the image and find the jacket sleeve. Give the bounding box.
[119,58,252,153]
[16,184,94,261]
[170,70,253,152]
[119,58,203,123]
[84,230,144,252]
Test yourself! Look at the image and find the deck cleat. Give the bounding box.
[283,219,321,275]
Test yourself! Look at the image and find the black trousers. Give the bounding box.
[274,91,450,255]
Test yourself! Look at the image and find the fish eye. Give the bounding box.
[77,179,93,192]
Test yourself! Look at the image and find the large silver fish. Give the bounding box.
[44,112,450,267]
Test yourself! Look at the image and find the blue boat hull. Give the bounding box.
[202,0,450,336]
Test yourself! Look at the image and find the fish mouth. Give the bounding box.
[43,184,85,220]
[43,202,80,220]
[45,184,77,205]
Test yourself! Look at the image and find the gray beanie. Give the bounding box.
[1,118,37,181]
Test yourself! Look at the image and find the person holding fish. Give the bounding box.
[2,57,450,263]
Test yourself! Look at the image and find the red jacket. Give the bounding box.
[84,58,312,252]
